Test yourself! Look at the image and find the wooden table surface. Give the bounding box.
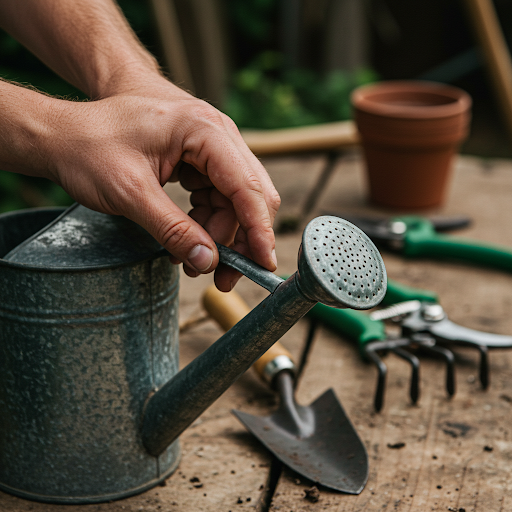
[2,153,512,511]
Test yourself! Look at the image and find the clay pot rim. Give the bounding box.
[351,80,472,120]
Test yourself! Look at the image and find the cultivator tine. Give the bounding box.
[477,344,489,389]
[364,348,387,412]
[436,342,489,389]
[364,338,419,410]
[390,347,420,404]
[305,294,499,413]
[418,344,456,397]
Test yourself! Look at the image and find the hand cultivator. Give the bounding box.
[307,214,512,411]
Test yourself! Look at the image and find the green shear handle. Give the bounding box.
[401,216,512,272]
[308,305,385,349]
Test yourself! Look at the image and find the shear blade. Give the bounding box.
[427,317,512,349]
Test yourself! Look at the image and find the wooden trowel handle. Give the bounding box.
[202,284,294,381]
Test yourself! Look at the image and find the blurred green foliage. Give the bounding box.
[223,0,377,129]
[227,0,276,44]
[225,0,278,65]
[224,51,378,129]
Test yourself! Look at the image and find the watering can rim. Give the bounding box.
[0,205,169,272]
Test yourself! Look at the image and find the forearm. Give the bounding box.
[0,79,58,179]
[0,0,161,99]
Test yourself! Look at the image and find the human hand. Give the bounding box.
[42,76,280,291]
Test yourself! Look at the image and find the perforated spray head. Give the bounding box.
[297,216,387,309]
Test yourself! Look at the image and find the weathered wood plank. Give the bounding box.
[269,155,512,511]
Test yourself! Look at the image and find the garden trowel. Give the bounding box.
[203,285,369,494]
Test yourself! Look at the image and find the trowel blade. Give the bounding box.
[233,388,368,494]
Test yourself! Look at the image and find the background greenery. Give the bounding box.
[223,0,376,129]
[0,0,374,212]
[225,53,376,129]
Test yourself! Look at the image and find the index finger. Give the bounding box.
[181,125,280,270]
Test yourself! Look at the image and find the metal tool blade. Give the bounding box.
[401,311,512,349]
[335,215,403,246]
[233,385,368,494]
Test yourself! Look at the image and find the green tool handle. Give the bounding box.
[400,216,512,272]
[405,234,512,272]
[306,279,437,357]
[381,279,438,306]
[308,303,385,345]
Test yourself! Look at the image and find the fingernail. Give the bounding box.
[271,249,277,268]
[187,244,214,272]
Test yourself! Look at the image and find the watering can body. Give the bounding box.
[0,207,181,503]
[0,206,387,505]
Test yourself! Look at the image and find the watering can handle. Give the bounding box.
[141,217,384,456]
[216,243,283,293]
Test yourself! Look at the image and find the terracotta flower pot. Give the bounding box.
[351,81,472,210]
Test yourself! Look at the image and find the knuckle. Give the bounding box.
[245,223,275,249]
[188,101,224,127]
[156,216,191,253]
[179,102,228,149]
[244,173,265,196]
[220,113,240,134]
[269,189,281,212]
[260,224,276,239]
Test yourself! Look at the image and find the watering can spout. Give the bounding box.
[141,274,312,456]
[141,217,387,456]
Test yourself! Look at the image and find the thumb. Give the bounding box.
[127,185,219,273]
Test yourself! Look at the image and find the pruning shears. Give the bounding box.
[295,213,512,410]
[342,214,512,272]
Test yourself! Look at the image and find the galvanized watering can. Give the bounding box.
[0,204,387,504]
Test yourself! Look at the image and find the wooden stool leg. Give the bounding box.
[276,151,341,233]
[299,150,339,222]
